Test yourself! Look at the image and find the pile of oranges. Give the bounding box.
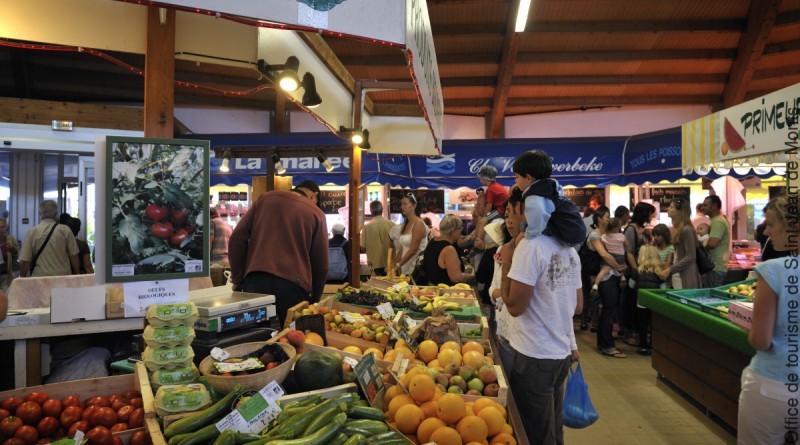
[383,368,516,445]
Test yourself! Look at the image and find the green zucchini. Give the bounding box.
[341,427,372,437]
[165,385,245,439]
[168,433,193,445]
[273,394,356,440]
[364,432,403,445]
[176,424,221,445]
[326,433,349,445]
[260,413,346,445]
[212,430,237,445]
[343,420,388,435]
[234,433,264,444]
[342,434,366,445]
[366,439,408,445]
[303,405,346,436]
[345,406,385,421]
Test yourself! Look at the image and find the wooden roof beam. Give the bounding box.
[441,73,727,87]
[298,31,375,115]
[434,19,747,36]
[722,0,783,107]
[488,0,521,138]
[382,95,721,108]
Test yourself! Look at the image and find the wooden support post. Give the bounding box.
[349,80,364,288]
[144,7,175,138]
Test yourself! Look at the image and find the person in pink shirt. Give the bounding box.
[590,217,627,297]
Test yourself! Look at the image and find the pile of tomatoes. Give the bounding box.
[0,391,151,445]
[146,203,194,247]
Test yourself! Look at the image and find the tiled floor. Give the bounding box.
[562,326,737,445]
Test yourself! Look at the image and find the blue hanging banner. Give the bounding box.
[622,128,684,184]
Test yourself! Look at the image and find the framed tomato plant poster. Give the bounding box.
[104,136,210,282]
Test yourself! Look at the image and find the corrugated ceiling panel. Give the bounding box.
[434,36,504,53]
[768,23,800,43]
[438,65,498,78]
[508,84,721,98]
[512,60,733,76]
[427,2,509,25]
[518,31,740,52]
[531,0,750,22]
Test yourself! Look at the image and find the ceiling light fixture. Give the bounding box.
[278,56,300,92]
[316,153,335,172]
[301,73,322,108]
[271,153,287,175]
[219,148,231,172]
[339,126,371,149]
[515,0,532,32]
[359,129,371,150]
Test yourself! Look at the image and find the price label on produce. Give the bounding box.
[343,356,359,368]
[215,381,284,434]
[342,312,367,323]
[354,353,385,408]
[210,347,230,361]
[376,303,394,320]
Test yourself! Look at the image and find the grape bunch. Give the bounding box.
[339,289,388,306]
[391,301,426,312]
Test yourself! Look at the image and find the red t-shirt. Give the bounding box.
[485,181,509,215]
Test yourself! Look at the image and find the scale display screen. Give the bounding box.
[219,308,267,332]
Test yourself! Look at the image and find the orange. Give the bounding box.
[461,341,485,356]
[436,393,466,424]
[430,426,463,445]
[494,404,508,420]
[462,351,486,369]
[384,384,406,405]
[417,417,446,443]
[305,332,324,346]
[395,404,425,434]
[387,394,415,420]
[383,350,398,363]
[490,433,516,445]
[428,359,441,369]
[477,407,504,436]
[409,374,437,403]
[394,346,414,360]
[364,347,384,359]
[440,341,462,353]
[419,400,438,419]
[472,398,496,415]
[417,340,439,363]
[456,416,488,443]
[500,423,513,435]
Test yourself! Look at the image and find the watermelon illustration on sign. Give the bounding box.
[721,117,747,156]
[298,0,347,11]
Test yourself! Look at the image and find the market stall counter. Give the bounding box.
[639,288,755,431]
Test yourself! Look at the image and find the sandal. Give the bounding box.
[601,348,627,358]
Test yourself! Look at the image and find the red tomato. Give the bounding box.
[2,438,26,445]
[52,429,65,440]
[127,399,143,409]
[14,426,38,445]
[40,401,61,419]
[1,399,23,414]
[109,400,125,413]
[150,223,173,240]
[80,406,96,424]
[127,409,143,429]
[90,408,116,429]
[145,204,169,222]
[60,397,81,410]
[59,407,82,429]
[169,229,189,247]
[111,437,122,445]
[84,398,109,409]
[109,424,128,433]
[85,427,112,445]
[15,403,42,426]
[121,392,140,401]
[34,418,58,438]
[0,409,10,422]
[0,417,23,438]
[23,395,47,407]
[171,208,189,225]
[130,431,151,445]
[114,406,132,424]
[66,421,90,437]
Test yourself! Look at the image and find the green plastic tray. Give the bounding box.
[700,300,735,319]
[715,278,757,300]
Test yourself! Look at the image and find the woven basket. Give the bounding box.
[199,342,296,394]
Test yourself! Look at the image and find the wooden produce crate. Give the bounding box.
[304,342,394,369]
[458,317,490,342]
[438,288,478,299]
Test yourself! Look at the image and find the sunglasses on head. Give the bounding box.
[406,193,417,204]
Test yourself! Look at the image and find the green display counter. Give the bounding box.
[639,289,756,431]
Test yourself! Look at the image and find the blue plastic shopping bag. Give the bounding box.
[563,363,599,428]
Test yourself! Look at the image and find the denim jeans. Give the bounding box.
[509,350,572,445]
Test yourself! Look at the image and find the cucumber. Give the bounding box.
[168,433,193,445]
[259,413,346,445]
[342,434,366,445]
[345,406,385,421]
[303,405,346,436]
[341,427,372,437]
[213,430,237,445]
[343,420,388,435]
[165,385,245,439]
[327,433,349,445]
[176,424,221,445]
[234,433,264,444]
[366,439,408,445]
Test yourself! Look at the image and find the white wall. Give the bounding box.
[443,115,485,140]
[505,105,711,138]
[176,107,270,134]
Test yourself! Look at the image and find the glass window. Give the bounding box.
[43,154,59,200]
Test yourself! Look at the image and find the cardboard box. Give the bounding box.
[728,301,754,331]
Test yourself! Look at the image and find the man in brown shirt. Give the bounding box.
[229,180,328,326]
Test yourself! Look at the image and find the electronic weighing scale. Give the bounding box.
[189,287,278,364]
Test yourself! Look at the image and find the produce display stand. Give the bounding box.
[639,288,755,431]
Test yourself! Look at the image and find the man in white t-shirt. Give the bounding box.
[504,215,582,444]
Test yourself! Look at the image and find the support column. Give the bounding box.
[349,81,364,287]
[144,7,175,138]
